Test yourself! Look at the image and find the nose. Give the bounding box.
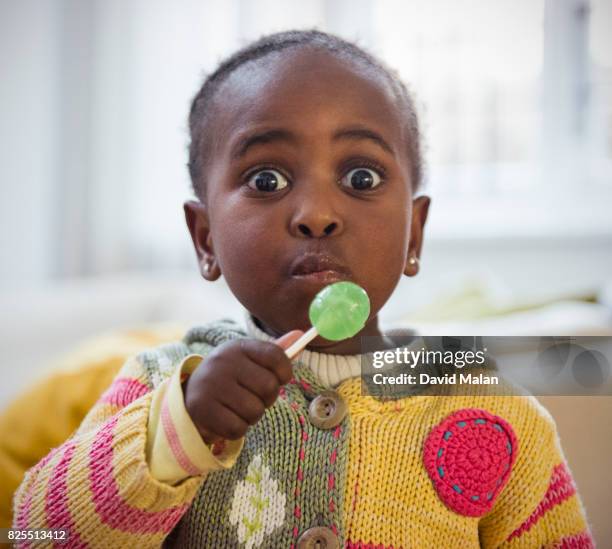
[296,219,338,238]
[289,188,344,239]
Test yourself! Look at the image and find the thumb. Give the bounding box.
[273,330,304,351]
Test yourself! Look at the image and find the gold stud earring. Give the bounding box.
[407,255,420,275]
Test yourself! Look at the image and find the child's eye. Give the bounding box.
[246,169,289,192]
[340,167,383,190]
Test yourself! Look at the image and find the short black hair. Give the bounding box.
[187,29,423,200]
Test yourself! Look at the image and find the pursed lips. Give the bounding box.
[289,253,352,281]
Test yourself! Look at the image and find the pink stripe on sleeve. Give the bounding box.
[14,446,61,536]
[507,462,577,541]
[550,530,595,548]
[160,396,202,476]
[345,542,398,548]
[45,441,88,548]
[99,377,149,408]
[88,416,189,534]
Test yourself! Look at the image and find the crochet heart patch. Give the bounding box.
[423,408,518,517]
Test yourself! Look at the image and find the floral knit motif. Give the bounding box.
[228,454,286,548]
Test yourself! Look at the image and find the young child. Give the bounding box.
[14,30,594,548]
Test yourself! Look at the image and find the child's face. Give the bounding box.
[186,48,430,353]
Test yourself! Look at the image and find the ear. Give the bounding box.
[404,195,431,277]
[184,200,221,281]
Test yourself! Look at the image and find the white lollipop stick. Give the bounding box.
[284,326,319,360]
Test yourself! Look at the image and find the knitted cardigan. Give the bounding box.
[13,319,594,548]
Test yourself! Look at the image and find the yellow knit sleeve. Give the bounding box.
[12,354,205,548]
[146,354,245,484]
[479,397,594,548]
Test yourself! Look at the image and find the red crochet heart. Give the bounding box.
[423,408,518,517]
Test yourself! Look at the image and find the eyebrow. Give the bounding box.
[231,129,297,160]
[230,125,395,160]
[332,126,394,156]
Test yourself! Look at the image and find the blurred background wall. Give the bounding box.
[2,0,611,286]
[1,0,612,538]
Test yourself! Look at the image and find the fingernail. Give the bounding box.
[275,330,304,350]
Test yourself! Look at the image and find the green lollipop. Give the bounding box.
[309,281,370,340]
[285,281,371,359]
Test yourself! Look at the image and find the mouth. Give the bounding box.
[289,253,352,284]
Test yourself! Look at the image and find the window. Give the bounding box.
[372,0,612,239]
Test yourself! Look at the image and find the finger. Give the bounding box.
[239,339,294,385]
[199,400,250,441]
[217,382,266,425]
[236,360,281,407]
[274,330,304,350]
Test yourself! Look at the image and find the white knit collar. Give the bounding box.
[244,312,363,388]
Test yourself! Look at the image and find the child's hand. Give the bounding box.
[183,331,303,445]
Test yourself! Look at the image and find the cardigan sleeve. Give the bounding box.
[478,400,595,548]
[12,354,207,548]
[146,354,244,484]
